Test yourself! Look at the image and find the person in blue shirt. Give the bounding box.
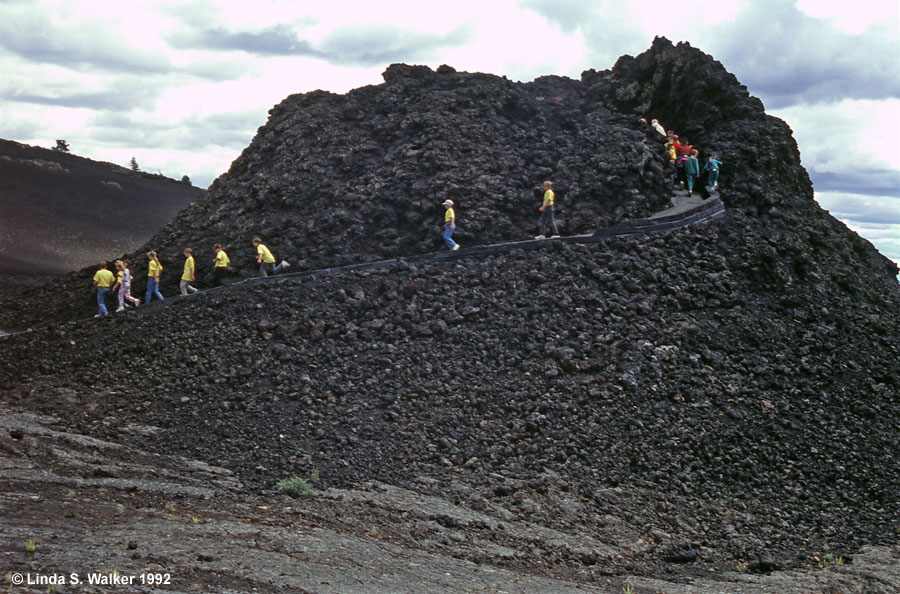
[703,154,723,192]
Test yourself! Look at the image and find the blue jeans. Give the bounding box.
[146,278,164,303]
[540,206,558,237]
[707,169,719,187]
[180,280,198,295]
[259,261,286,277]
[97,287,110,316]
[443,223,457,250]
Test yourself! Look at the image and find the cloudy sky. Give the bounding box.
[1,0,898,265]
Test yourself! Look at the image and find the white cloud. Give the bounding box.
[816,192,900,225]
[794,0,900,36]
[771,100,900,196]
[627,0,744,36]
[815,191,900,265]
[438,1,588,80]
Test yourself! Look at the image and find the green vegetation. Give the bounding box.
[815,553,845,569]
[24,538,36,553]
[277,473,319,498]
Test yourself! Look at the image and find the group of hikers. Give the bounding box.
[650,118,722,196]
[443,119,723,254]
[91,183,557,317]
[91,238,289,317]
[441,180,559,251]
[91,122,719,317]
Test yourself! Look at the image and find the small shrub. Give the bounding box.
[277,476,318,498]
[815,553,844,569]
[24,539,36,553]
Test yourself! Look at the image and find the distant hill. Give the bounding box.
[0,139,203,275]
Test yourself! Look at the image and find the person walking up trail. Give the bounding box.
[180,248,199,295]
[145,251,165,303]
[685,149,701,197]
[665,134,678,186]
[113,260,140,311]
[674,137,692,189]
[442,200,460,251]
[535,181,559,239]
[213,244,230,286]
[704,154,723,192]
[92,262,115,317]
[253,237,290,277]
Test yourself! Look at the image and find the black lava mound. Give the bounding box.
[3,44,681,329]
[2,38,900,576]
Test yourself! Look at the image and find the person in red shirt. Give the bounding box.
[674,136,693,190]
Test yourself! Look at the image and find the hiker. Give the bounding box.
[113,260,140,311]
[92,261,115,317]
[145,250,165,303]
[442,199,460,251]
[535,181,559,240]
[651,118,667,137]
[180,248,199,295]
[703,154,723,192]
[674,137,692,189]
[665,133,678,186]
[212,244,231,285]
[685,149,701,196]
[253,237,290,277]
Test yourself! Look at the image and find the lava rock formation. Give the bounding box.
[1,38,899,578]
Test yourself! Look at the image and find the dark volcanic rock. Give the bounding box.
[1,37,900,581]
[2,51,676,329]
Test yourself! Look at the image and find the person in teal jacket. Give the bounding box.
[684,149,701,196]
[703,155,723,192]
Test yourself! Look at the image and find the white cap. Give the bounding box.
[442,199,453,206]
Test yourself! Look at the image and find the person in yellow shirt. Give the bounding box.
[180,248,199,295]
[146,250,165,303]
[92,262,116,317]
[252,237,290,277]
[212,243,230,286]
[535,181,559,239]
[442,199,460,251]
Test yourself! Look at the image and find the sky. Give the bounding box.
[1,0,898,265]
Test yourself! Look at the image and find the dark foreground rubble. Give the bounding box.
[4,408,899,593]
